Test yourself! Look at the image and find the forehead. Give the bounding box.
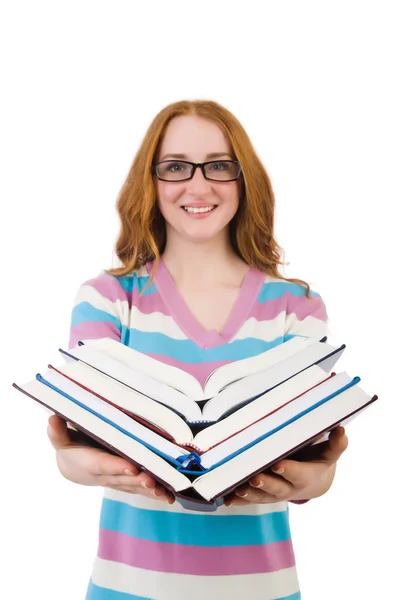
[158,115,232,158]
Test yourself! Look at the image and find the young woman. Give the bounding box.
[47,99,348,600]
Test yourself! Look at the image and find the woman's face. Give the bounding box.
[153,115,241,244]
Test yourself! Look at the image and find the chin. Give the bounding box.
[183,229,229,243]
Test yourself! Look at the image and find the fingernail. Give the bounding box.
[141,481,148,488]
[251,481,264,488]
[236,491,248,498]
[272,467,285,474]
[124,469,133,475]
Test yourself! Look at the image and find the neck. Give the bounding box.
[161,232,248,288]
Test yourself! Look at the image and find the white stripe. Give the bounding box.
[231,312,286,341]
[284,313,329,338]
[129,305,188,340]
[103,487,287,516]
[262,274,283,284]
[91,558,300,600]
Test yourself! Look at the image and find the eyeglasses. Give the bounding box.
[152,160,242,182]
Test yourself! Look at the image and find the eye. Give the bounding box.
[165,161,186,172]
[207,161,230,171]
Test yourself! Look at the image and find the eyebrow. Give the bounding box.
[160,152,233,161]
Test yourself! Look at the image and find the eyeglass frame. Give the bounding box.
[152,159,242,182]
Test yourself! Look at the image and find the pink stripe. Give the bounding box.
[129,288,172,316]
[98,529,295,576]
[85,275,131,305]
[84,274,168,316]
[68,322,120,350]
[285,292,328,321]
[250,292,327,323]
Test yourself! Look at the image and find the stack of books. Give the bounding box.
[12,336,377,511]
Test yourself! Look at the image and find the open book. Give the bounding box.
[13,374,377,509]
[12,335,378,510]
[38,361,337,456]
[61,335,345,424]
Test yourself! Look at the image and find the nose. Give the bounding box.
[185,165,212,192]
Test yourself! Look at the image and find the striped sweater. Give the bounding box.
[68,256,329,600]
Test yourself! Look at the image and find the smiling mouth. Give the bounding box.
[182,206,217,214]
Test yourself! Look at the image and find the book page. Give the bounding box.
[81,337,204,398]
[203,336,316,398]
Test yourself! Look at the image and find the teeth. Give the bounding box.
[183,206,216,214]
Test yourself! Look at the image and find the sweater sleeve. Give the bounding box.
[68,272,128,350]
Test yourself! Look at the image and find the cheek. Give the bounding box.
[220,188,239,212]
[157,184,183,212]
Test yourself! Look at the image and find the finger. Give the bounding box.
[109,485,175,504]
[269,459,316,489]
[99,472,163,491]
[92,452,142,478]
[105,479,175,503]
[224,496,250,506]
[247,472,294,499]
[321,426,349,462]
[106,480,172,501]
[224,490,279,506]
[47,415,72,450]
[235,487,282,504]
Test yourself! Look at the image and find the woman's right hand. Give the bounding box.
[47,414,175,504]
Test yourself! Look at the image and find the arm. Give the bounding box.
[48,271,175,504]
[224,284,348,507]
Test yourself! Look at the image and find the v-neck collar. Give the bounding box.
[146,256,265,349]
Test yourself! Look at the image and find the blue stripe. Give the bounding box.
[125,329,285,363]
[257,281,319,303]
[284,333,308,343]
[117,273,157,296]
[71,302,122,330]
[85,579,300,600]
[86,580,151,600]
[99,499,291,546]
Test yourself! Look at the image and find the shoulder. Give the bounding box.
[73,263,152,306]
[68,264,152,350]
[278,278,328,340]
[254,271,328,339]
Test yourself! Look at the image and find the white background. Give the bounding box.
[1,1,395,598]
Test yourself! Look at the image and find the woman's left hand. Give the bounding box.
[224,425,349,506]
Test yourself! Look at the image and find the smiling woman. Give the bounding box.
[47,99,340,600]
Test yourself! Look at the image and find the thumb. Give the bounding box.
[321,426,349,464]
[47,415,71,450]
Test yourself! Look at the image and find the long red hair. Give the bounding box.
[106,99,312,297]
